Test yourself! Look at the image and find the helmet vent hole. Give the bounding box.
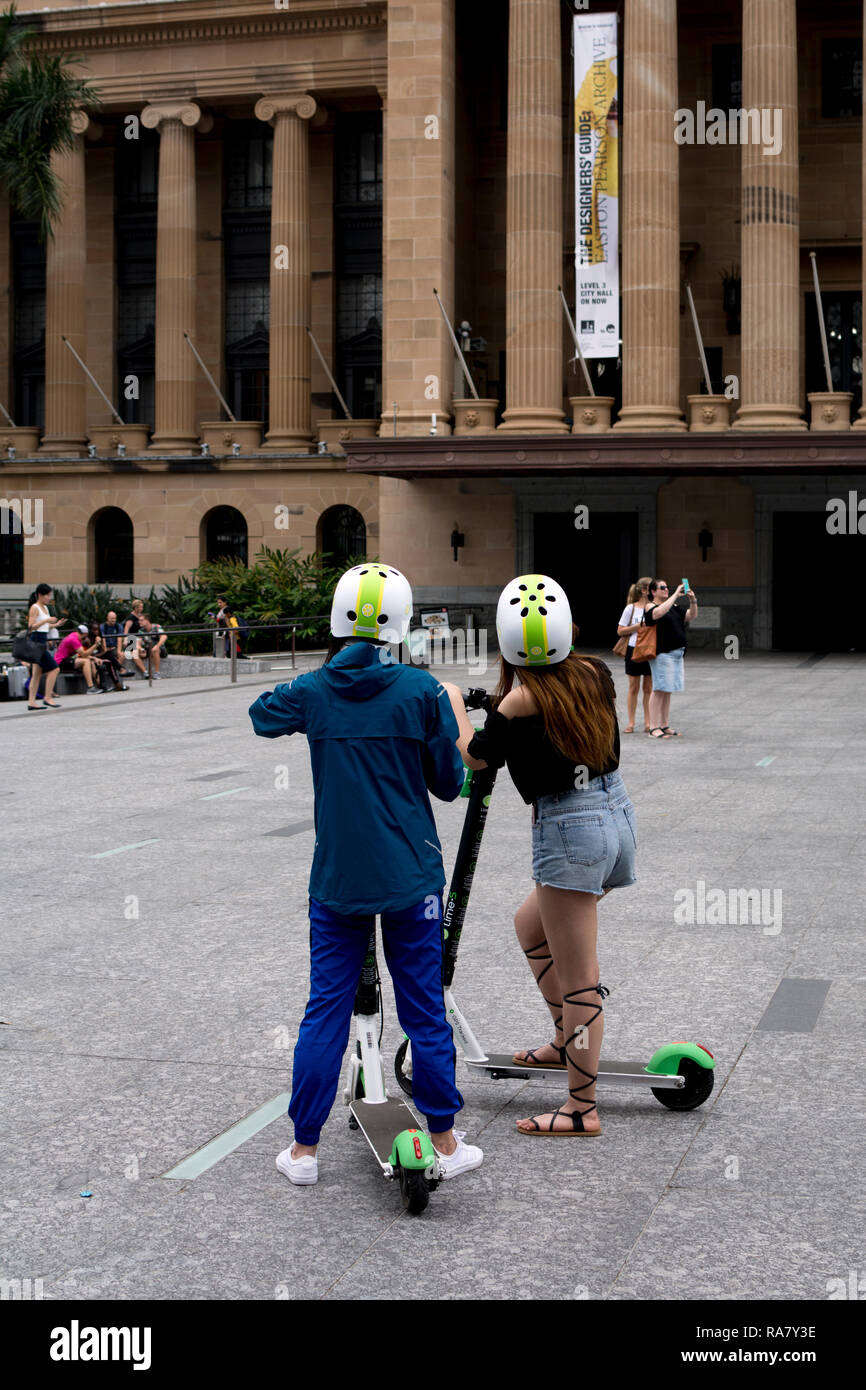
[547,648,556,656]
[359,569,368,575]
[547,594,556,601]
[518,584,527,591]
[509,596,520,605]
[378,570,387,578]
[538,606,547,615]
[377,614,388,624]
[347,610,357,621]
[528,594,536,602]
[537,582,545,590]
[520,607,529,618]
[517,650,526,658]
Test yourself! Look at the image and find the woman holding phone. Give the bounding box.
[25,584,67,710]
[643,579,698,738]
[443,574,636,1137]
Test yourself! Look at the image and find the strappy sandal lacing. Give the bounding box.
[513,937,567,1067]
[511,1042,567,1069]
[517,983,609,1137]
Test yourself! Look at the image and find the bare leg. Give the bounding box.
[512,889,565,1061]
[516,884,606,1134]
[27,662,43,708]
[625,674,638,731]
[642,674,652,730]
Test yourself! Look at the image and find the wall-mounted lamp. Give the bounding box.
[450,523,465,563]
[6,446,15,460]
[87,444,97,459]
[698,525,713,561]
[200,441,210,457]
[231,442,241,457]
[317,440,328,455]
[116,442,126,458]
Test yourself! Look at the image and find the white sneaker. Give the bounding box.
[431,1130,483,1179]
[275,1145,318,1186]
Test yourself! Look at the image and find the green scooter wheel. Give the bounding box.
[398,1165,430,1215]
[651,1057,714,1111]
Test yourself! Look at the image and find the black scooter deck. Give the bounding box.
[350,1096,425,1166]
[466,1053,685,1089]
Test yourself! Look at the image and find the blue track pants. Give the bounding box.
[289,894,464,1145]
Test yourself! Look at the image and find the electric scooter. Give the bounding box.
[342,929,442,1215]
[395,689,716,1111]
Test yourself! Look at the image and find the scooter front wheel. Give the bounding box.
[398,1164,429,1215]
[651,1057,714,1111]
[394,1037,413,1099]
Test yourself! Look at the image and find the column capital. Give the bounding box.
[141,101,204,131]
[255,93,317,124]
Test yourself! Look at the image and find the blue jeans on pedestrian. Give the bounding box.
[289,894,464,1145]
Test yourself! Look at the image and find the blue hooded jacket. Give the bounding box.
[248,641,465,915]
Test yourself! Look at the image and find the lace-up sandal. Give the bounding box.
[516,1105,602,1136]
[511,1042,567,1069]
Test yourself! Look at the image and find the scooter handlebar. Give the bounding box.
[462,687,493,713]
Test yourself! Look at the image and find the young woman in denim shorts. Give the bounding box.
[444,574,636,1137]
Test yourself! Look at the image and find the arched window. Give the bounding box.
[91,507,134,583]
[203,506,248,564]
[319,505,366,567]
[0,505,24,582]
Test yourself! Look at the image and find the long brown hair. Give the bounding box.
[493,651,617,768]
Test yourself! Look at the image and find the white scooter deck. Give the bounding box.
[349,1096,426,1170]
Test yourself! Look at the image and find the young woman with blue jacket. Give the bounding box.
[249,564,483,1186]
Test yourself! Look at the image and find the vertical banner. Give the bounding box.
[574,12,619,359]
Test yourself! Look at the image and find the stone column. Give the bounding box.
[255,94,317,451]
[380,0,456,436]
[39,111,90,455]
[613,0,685,431]
[733,0,805,429]
[498,0,567,434]
[141,101,205,452]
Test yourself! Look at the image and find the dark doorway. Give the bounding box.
[204,506,248,565]
[772,509,865,650]
[533,510,639,648]
[93,508,134,583]
[0,507,24,582]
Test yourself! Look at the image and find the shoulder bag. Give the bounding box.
[632,606,658,663]
[612,604,634,658]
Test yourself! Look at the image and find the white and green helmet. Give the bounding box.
[330,563,413,643]
[496,573,572,666]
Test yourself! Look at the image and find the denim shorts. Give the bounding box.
[531,770,637,896]
[648,647,685,693]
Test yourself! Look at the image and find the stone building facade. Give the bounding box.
[1,0,865,649]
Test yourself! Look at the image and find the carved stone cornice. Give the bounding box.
[255,94,317,124]
[23,2,386,54]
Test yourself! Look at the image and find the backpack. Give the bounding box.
[236,615,251,646]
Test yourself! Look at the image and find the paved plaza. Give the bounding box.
[1,650,864,1302]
